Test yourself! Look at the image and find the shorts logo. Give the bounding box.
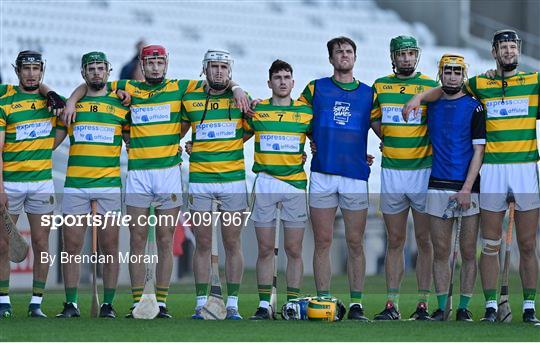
[15,120,52,141]
[333,101,351,125]
[171,193,177,202]
[49,196,54,204]
[188,194,193,205]
[131,104,171,124]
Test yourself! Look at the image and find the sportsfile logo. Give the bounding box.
[131,104,171,124]
[73,124,115,144]
[485,98,529,118]
[15,120,52,141]
[333,101,351,125]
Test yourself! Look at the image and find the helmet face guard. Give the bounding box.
[201,49,233,91]
[281,297,310,320]
[14,50,45,91]
[139,45,168,84]
[437,53,467,95]
[492,30,521,72]
[390,35,420,76]
[80,51,111,91]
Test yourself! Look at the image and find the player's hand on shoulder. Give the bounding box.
[61,100,77,127]
[46,91,65,117]
[245,98,263,118]
[232,87,251,116]
[117,89,131,106]
[482,69,497,79]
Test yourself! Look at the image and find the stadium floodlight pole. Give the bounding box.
[444,201,462,321]
[201,200,227,320]
[133,202,160,319]
[497,194,515,323]
[270,202,282,319]
[2,205,29,263]
[90,200,100,318]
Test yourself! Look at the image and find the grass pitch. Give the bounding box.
[0,272,538,341]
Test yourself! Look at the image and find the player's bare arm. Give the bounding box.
[402,87,443,120]
[450,144,484,210]
[63,83,87,126]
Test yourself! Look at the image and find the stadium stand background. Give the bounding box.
[0,0,534,288]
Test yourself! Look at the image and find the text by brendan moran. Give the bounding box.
[40,252,158,267]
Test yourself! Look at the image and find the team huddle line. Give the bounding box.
[0,29,538,324]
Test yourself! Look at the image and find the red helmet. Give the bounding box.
[139,45,167,60]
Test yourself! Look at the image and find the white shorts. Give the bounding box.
[4,180,56,215]
[380,168,430,214]
[479,162,540,212]
[125,165,183,210]
[426,189,480,218]
[188,180,247,212]
[250,173,307,228]
[309,172,368,211]
[62,187,122,215]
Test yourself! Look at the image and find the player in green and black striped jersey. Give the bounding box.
[55,52,129,319]
[243,60,312,320]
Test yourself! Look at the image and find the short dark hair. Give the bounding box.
[327,36,356,58]
[269,59,293,80]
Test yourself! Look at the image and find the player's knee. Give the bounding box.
[32,239,49,253]
[346,238,364,254]
[63,241,83,255]
[156,234,172,250]
[314,234,332,250]
[433,244,449,260]
[258,242,274,259]
[284,243,302,260]
[517,239,536,256]
[481,237,501,256]
[460,247,477,262]
[387,234,405,250]
[223,240,241,255]
[99,240,118,256]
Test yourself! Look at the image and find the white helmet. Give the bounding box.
[201,49,233,78]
